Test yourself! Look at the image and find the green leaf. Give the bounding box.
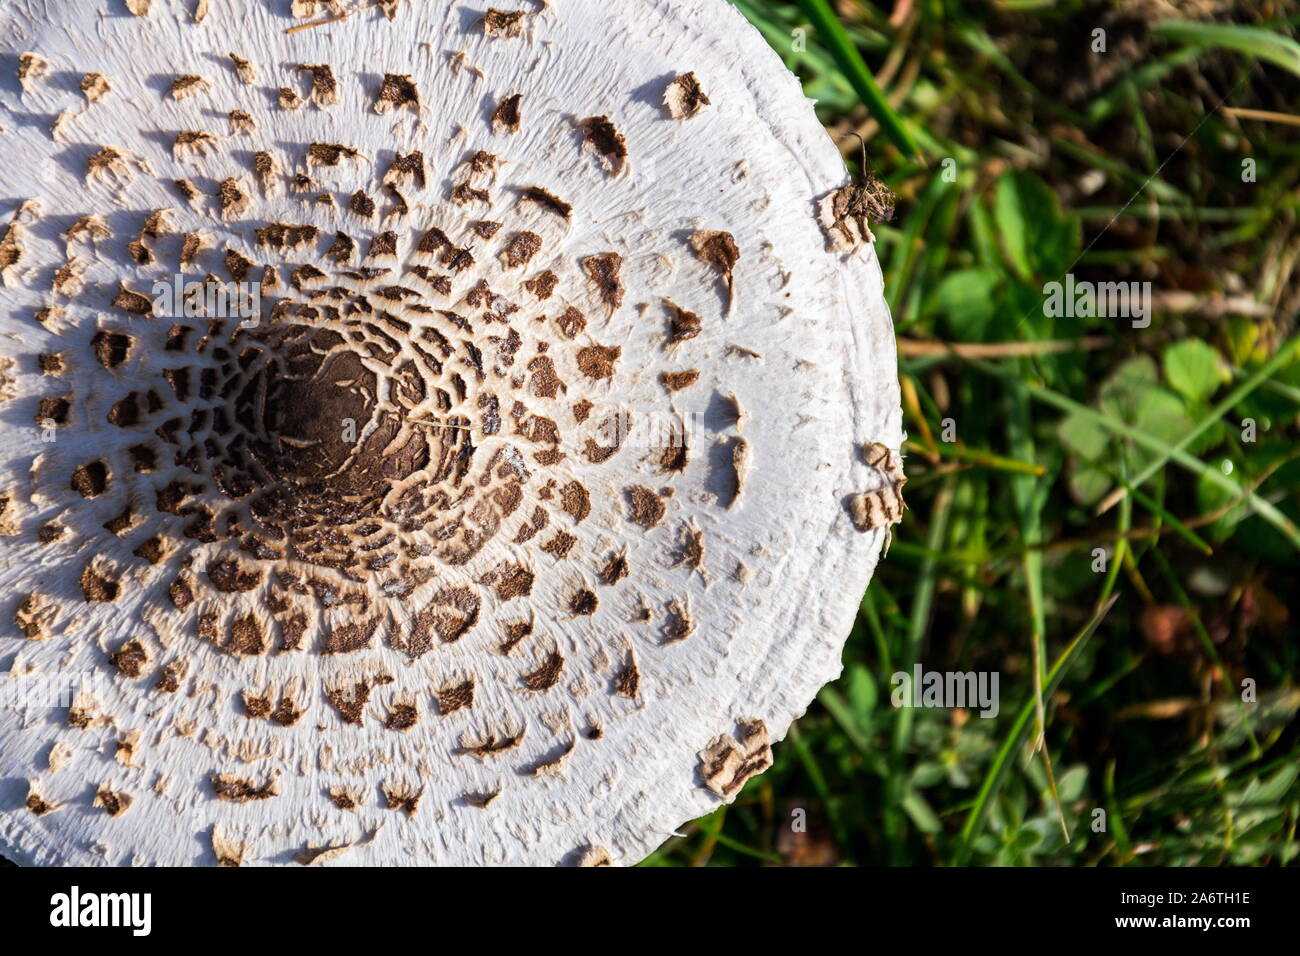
[1164,340,1226,403]
[911,761,947,788]
[846,663,877,719]
[933,267,1001,341]
[1069,464,1112,506]
[993,171,1081,282]
[1057,765,1089,804]
[1253,763,1299,804]
[901,787,942,834]
[1059,412,1110,460]
[1060,412,1113,503]
[1135,387,1195,447]
[1100,355,1159,408]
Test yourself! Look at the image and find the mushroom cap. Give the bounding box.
[0,0,901,866]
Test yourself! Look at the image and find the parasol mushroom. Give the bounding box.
[0,0,902,866]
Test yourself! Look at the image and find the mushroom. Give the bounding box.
[0,0,901,866]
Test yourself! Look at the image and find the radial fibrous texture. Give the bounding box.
[0,0,901,866]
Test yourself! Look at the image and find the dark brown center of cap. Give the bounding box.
[248,329,431,497]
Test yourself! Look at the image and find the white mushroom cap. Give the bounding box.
[0,0,901,866]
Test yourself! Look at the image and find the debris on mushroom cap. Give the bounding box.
[0,0,900,867]
[818,175,897,253]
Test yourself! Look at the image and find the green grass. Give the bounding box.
[644,0,1300,867]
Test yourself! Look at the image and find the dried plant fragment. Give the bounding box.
[818,178,895,252]
[664,72,710,120]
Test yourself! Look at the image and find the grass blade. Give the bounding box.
[793,0,921,159]
[954,594,1119,864]
[1152,20,1300,78]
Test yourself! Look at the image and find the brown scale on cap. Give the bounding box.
[170,74,209,100]
[228,52,255,84]
[81,72,110,103]
[483,9,526,38]
[583,253,624,310]
[492,93,523,134]
[689,230,740,311]
[212,774,279,802]
[664,72,711,120]
[94,787,133,816]
[519,186,572,219]
[578,116,628,176]
[298,63,338,107]
[698,718,773,798]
